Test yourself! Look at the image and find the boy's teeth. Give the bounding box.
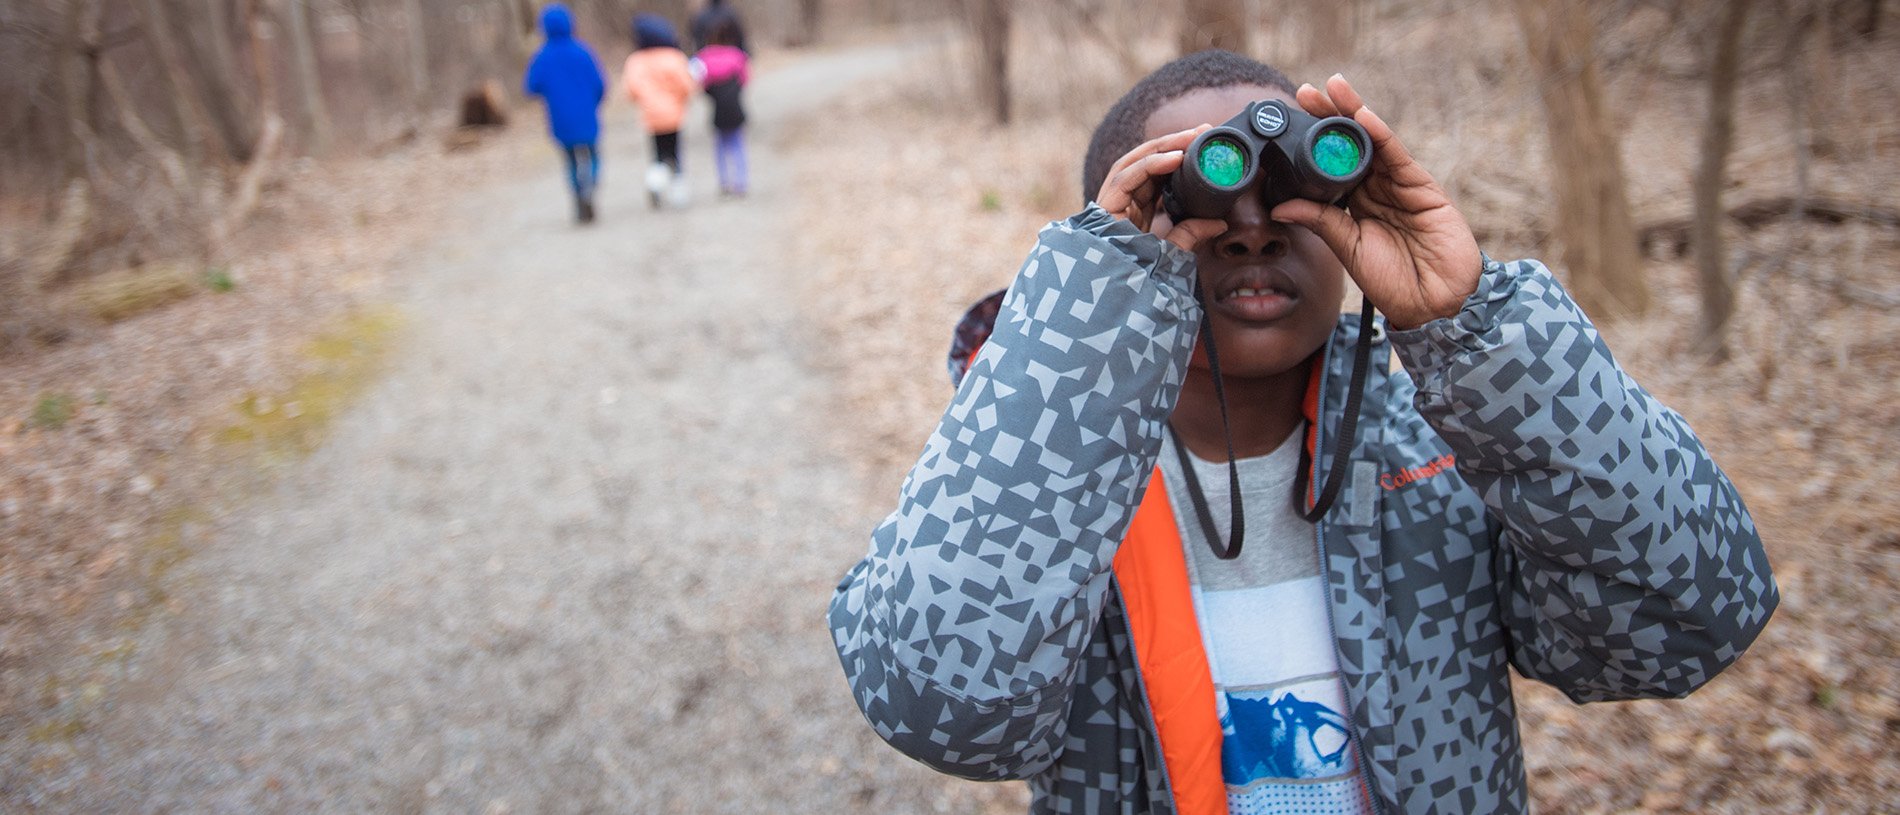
[1229,287,1278,299]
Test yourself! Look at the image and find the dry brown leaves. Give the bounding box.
[0,123,535,726]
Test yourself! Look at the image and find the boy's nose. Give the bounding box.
[1212,191,1290,259]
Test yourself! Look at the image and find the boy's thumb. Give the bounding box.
[1271,199,1357,260]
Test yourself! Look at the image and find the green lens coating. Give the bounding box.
[1312,129,1363,177]
[1197,138,1246,188]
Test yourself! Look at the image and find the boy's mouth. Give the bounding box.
[1210,267,1301,323]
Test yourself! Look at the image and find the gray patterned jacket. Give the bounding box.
[828,206,1777,814]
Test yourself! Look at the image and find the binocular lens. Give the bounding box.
[1196,137,1248,188]
[1311,128,1364,178]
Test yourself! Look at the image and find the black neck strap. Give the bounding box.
[1300,298,1376,523]
[1171,292,1376,560]
[1177,285,1248,559]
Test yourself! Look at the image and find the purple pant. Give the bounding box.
[715,128,748,194]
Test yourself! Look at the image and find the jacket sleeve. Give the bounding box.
[1387,257,1778,703]
[523,54,544,98]
[621,60,642,104]
[587,51,607,107]
[828,205,1201,780]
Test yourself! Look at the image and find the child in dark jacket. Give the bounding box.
[523,4,606,223]
[692,21,749,197]
[829,50,1777,814]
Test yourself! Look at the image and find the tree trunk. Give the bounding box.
[1179,0,1249,55]
[1691,0,1753,360]
[190,0,258,161]
[1511,0,1648,320]
[137,0,220,169]
[401,0,430,108]
[496,0,534,82]
[244,0,280,120]
[56,0,102,182]
[973,0,1010,125]
[796,0,824,46]
[282,0,329,151]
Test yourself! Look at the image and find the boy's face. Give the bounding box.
[1143,85,1346,379]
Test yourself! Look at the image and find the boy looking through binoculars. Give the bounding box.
[831,50,1776,814]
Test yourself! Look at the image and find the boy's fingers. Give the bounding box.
[1313,75,1430,190]
[1323,74,1365,117]
[1105,126,1208,182]
[1354,105,1432,188]
[1165,218,1227,252]
[1295,83,1342,119]
[1107,150,1185,207]
[1270,199,1358,263]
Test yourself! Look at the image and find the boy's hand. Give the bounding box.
[1271,75,1482,330]
[1096,125,1229,253]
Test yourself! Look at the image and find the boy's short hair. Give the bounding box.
[1082,50,1297,205]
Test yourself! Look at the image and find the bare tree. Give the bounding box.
[1180,0,1249,54]
[282,0,329,151]
[55,0,102,184]
[1511,0,1649,320]
[400,0,429,108]
[27,0,105,295]
[243,0,280,120]
[137,0,220,171]
[1854,0,1882,34]
[969,0,1011,124]
[1691,0,1753,360]
[796,0,824,46]
[182,0,260,161]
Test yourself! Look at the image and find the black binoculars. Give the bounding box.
[1162,99,1374,222]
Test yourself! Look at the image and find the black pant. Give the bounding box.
[653,131,680,172]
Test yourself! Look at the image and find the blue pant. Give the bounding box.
[715,128,747,194]
[563,143,599,201]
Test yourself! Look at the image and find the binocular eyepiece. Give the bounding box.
[1162,99,1374,222]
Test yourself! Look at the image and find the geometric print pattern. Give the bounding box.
[829,206,1778,814]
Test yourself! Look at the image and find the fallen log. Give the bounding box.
[1639,195,1900,258]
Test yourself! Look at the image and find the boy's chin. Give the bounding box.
[1188,326,1330,381]
[1186,347,1318,380]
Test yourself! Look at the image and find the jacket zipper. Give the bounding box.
[1315,521,1388,814]
[1111,577,1180,814]
[1311,340,1389,815]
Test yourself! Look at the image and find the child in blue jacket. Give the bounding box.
[524,4,606,223]
[830,50,1777,814]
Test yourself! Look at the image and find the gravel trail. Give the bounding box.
[7,42,1021,814]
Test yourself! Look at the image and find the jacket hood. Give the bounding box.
[633,14,680,49]
[540,4,573,39]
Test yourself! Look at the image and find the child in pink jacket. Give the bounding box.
[622,14,695,208]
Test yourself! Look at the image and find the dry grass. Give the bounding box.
[795,7,1899,812]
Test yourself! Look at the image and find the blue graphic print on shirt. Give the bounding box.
[1221,689,1355,785]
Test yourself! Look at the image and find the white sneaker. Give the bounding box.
[668,177,690,207]
[645,163,671,209]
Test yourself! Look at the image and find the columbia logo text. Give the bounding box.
[1381,454,1456,491]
